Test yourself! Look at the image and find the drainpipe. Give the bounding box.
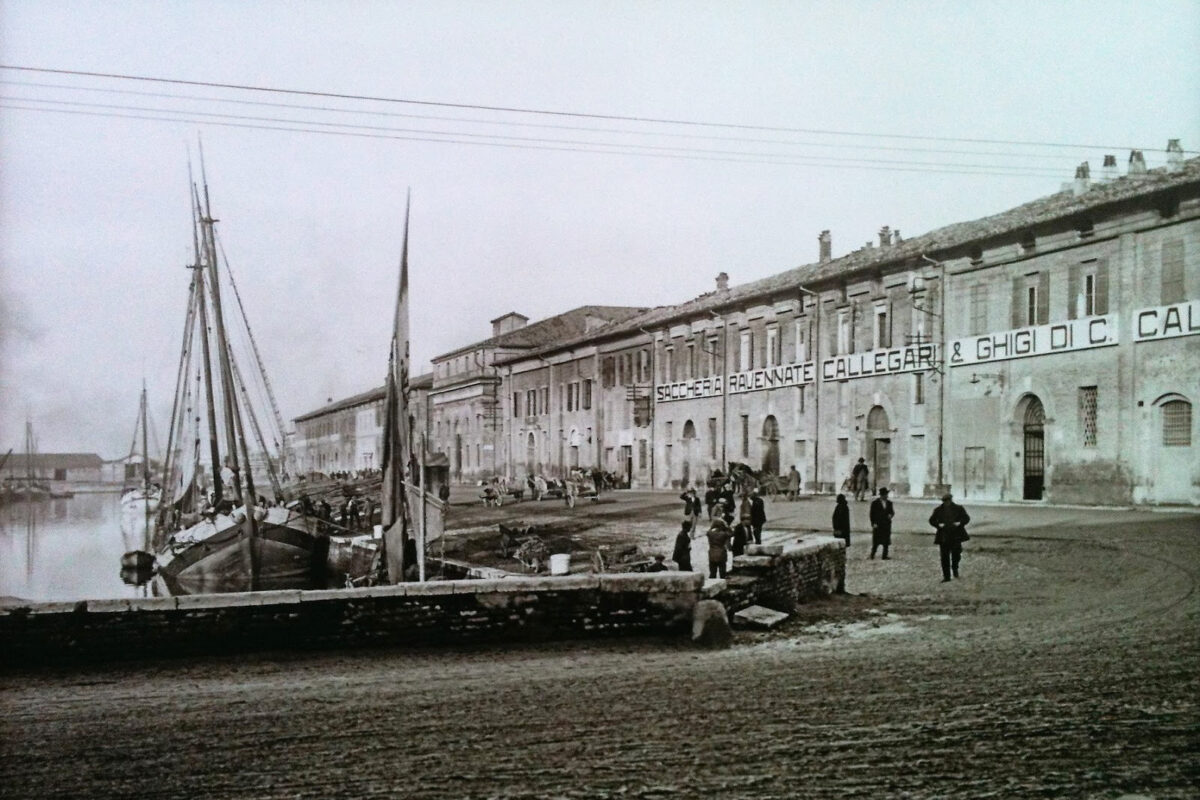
[707,311,728,470]
[798,286,819,491]
[921,254,947,492]
[638,326,657,488]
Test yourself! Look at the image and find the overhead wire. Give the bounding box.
[0,102,1093,179]
[2,64,1189,154]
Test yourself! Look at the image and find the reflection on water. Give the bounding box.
[0,492,143,603]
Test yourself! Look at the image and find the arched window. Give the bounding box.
[682,420,697,439]
[867,406,890,432]
[1163,399,1192,446]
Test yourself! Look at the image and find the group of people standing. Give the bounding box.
[832,489,972,582]
[674,483,767,578]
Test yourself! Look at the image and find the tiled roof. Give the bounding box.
[293,372,433,422]
[436,305,647,358]
[3,453,104,471]
[502,157,1200,361]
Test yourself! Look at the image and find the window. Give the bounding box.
[638,439,648,470]
[583,379,592,410]
[512,392,520,418]
[873,305,890,349]
[708,418,718,459]
[666,347,676,382]
[799,385,806,414]
[795,321,808,361]
[638,350,650,383]
[836,310,850,354]
[665,421,673,441]
[1079,386,1098,447]
[795,440,807,459]
[739,330,753,372]
[687,342,696,379]
[1070,259,1109,318]
[837,437,849,456]
[766,326,780,366]
[914,373,925,405]
[1013,273,1049,327]
[741,415,750,458]
[970,285,988,334]
[540,387,549,414]
[602,357,615,388]
[1163,400,1192,446]
[708,336,720,376]
[1162,240,1185,304]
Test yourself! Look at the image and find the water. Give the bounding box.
[0,492,145,603]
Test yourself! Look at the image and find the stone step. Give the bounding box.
[732,604,790,630]
[731,554,774,571]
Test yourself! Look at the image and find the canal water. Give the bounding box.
[0,492,144,603]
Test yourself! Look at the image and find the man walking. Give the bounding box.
[851,457,870,501]
[786,465,801,501]
[749,487,767,545]
[679,485,702,532]
[869,487,894,559]
[929,493,971,582]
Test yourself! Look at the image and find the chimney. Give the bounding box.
[1128,150,1147,174]
[490,312,529,337]
[1166,139,1184,171]
[1073,162,1091,196]
[715,271,729,291]
[893,229,901,244]
[817,230,831,263]
[878,225,892,247]
[1101,154,1118,183]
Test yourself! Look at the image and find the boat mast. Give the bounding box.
[140,382,151,549]
[198,174,242,504]
[190,187,223,507]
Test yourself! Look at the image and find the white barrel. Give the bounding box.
[549,553,571,576]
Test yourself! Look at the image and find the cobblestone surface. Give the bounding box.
[1,502,1197,799]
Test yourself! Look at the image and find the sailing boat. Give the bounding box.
[138,166,329,595]
[120,385,160,529]
[378,193,444,584]
[3,422,52,502]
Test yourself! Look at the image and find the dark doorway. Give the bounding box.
[621,445,633,486]
[1023,397,1045,500]
[873,438,891,492]
[454,433,463,481]
[761,415,780,475]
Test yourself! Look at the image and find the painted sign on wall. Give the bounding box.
[949,315,1117,366]
[820,344,936,381]
[1133,300,1200,342]
[655,361,815,403]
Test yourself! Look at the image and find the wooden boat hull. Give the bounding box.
[156,509,329,595]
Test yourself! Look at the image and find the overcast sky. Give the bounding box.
[1,0,1197,460]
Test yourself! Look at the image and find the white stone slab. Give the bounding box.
[732,604,790,629]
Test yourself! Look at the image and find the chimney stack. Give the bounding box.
[716,271,729,291]
[1166,139,1184,171]
[1101,154,1118,183]
[878,225,892,247]
[818,230,831,263]
[1128,150,1147,174]
[893,229,902,244]
[1073,162,1091,196]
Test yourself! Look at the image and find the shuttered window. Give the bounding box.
[1163,400,1192,446]
[1161,240,1186,304]
[1079,386,1098,447]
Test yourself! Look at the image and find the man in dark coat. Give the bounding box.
[869,487,895,559]
[679,486,702,530]
[852,457,870,501]
[749,488,767,545]
[832,494,851,547]
[672,520,694,571]
[929,493,970,582]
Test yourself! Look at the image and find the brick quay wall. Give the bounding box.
[0,573,704,666]
[0,539,846,666]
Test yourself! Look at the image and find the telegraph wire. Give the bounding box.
[0,102,1083,179]
[0,79,1140,163]
[0,95,1085,175]
[1,64,1191,155]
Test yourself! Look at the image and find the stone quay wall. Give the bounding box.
[0,573,704,667]
[716,536,846,613]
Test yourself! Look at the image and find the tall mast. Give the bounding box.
[140,383,150,492]
[198,157,242,503]
[191,186,223,506]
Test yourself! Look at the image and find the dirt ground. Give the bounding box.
[2,492,1198,799]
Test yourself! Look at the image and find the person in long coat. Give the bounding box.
[832,494,851,547]
[929,493,971,582]
[731,520,750,557]
[786,465,801,501]
[749,488,767,544]
[869,487,895,559]
[679,486,702,530]
[672,520,694,571]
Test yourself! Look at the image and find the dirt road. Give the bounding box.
[2,507,1197,799]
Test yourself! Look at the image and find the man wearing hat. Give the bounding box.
[706,518,733,579]
[869,486,895,559]
[929,493,971,582]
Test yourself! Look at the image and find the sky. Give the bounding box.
[1,0,1198,460]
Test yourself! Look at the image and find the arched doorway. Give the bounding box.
[681,420,697,486]
[1021,396,1045,500]
[866,406,891,492]
[526,433,536,477]
[761,415,780,476]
